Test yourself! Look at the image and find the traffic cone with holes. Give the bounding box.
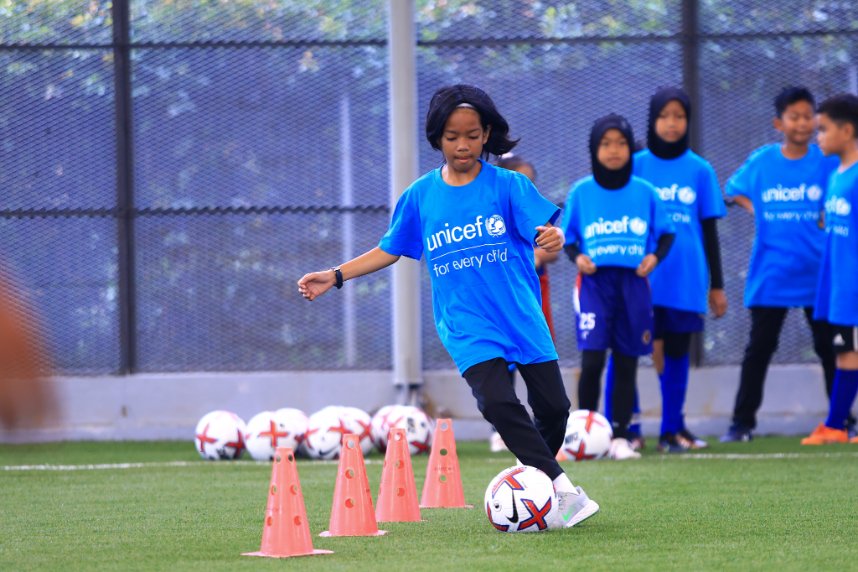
[320,433,387,537]
[376,428,421,522]
[420,418,472,509]
[243,448,332,559]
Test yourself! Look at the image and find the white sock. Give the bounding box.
[552,473,577,494]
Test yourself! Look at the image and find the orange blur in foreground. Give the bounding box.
[0,273,56,430]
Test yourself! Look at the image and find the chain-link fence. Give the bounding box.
[2,1,857,374]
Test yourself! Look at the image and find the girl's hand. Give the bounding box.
[297,270,336,301]
[575,254,597,275]
[535,225,564,253]
[709,288,728,318]
[636,254,658,277]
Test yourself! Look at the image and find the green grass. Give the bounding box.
[2,438,857,571]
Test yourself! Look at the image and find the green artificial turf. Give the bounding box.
[1,438,857,571]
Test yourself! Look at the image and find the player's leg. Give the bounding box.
[604,352,644,448]
[722,306,787,441]
[464,357,561,475]
[804,308,855,432]
[802,325,858,445]
[579,350,606,411]
[517,360,571,457]
[607,352,641,460]
[488,365,517,452]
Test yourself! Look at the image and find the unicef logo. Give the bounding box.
[485,214,507,237]
[678,186,697,205]
[835,198,852,216]
[629,217,648,236]
[807,185,823,201]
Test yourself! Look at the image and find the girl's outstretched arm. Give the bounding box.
[297,247,400,301]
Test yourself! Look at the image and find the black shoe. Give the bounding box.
[658,433,687,454]
[846,417,857,439]
[677,429,709,449]
[719,426,753,443]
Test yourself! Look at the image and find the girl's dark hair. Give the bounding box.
[497,155,537,181]
[817,93,858,136]
[425,84,518,159]
[774,86,815,118]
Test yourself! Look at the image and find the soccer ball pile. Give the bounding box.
[560,409,613,461]
[484,465,558,533]
[194,404,433,461]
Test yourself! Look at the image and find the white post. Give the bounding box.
[340,94,356,366]
[388,0,422,396]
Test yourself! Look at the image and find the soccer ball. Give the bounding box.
[370,404,401,453]
[273,407,309,454]
[244,411,296,461]
[302,406,350,460]
[194,410,246,460]
[339,406,374,455]
[484,465,558,533]
[388,405,433,455]
[562,409,613,461]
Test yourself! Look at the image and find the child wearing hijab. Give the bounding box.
[560,114,675,460]
[631,86,727,452]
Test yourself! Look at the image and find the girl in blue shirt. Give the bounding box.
[628,87,727,453]
[298,84,598,528]
[561,114,675,460]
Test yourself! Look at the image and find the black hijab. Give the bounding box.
[589,113,635,190]
[647,86,691,159]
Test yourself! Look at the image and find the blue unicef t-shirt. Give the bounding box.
[634,149,726,313]
[815,162,858,327]
[560,175,674,268]
[725,143,837,307]
[379,160,559,374]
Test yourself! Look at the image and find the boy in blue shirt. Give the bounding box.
[561,114,675,460]
[628,87,727,453]
[801,93,858,445]
[299,84,599,528]
[721,87,844,442]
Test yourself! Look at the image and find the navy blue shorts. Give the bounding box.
[653,305,704,339]
[575,267,653,356]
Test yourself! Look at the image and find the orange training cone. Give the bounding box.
[376,428,421,522]
[320,433,387,537]
[243,448,332,559]
[420,418,473,509]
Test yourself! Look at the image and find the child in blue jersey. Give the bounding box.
[298,85,599,528]
[720,87,843,443]
[561,114,675,460]
[614,87,727,453]
[801,93,858,445]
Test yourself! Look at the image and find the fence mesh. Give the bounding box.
[2,0,857,374]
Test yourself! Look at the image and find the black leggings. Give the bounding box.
[579,350,637,439]
[464,358,570,479]
[661,331,692,358]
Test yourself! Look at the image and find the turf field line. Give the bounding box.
[1,459,384,472]
[673,451,858,460]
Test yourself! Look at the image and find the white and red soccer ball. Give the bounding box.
[339,406,374,456]
[194,410,246,460]
[302,406,351,460]
[373,405,433,455]
[274,407,309,452]
[485,465,558,533]
[244,410,306,461]
[562,409,613,461]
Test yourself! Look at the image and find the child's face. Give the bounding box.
[775,100,815,146]
[597,129,630,170]
[654,100,687,143]
[440,108,490,175]
[816,113,853,156]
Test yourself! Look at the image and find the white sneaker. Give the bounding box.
[609,438,642,460]
[489,431,508,453]
[553,486,600,529]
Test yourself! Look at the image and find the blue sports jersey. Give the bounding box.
[634,149,726,313]
[725,143,838,307]
[814,161,858,327]
[379,160,559,374]
[560,175,674,268]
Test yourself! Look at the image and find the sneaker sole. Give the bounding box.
[565,499,600,528]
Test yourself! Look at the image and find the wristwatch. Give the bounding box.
[331,266,344,289]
